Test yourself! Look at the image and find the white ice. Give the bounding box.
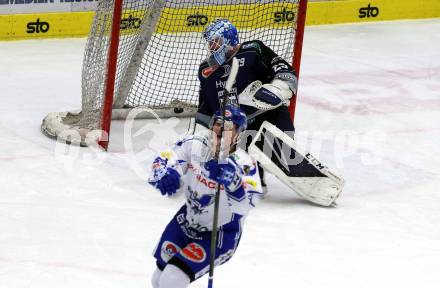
[1,19,440,288]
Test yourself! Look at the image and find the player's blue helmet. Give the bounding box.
[210,104,247,133]
[203,19,239,66]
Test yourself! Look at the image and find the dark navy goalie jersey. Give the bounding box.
[197,40,296,121]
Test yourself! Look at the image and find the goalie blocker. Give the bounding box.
[248,121,344,206]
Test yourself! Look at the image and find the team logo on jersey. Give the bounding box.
[221,64,231,78]
[188,185,215,215]
[181,243,206,263]
[160,241,180,262]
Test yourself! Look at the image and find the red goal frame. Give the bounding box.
[99,0,308,150]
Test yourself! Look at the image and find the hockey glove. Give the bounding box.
[253,79,293,109]
[239,79,294,111]
[205,159,242,192]
[148,157,181,196]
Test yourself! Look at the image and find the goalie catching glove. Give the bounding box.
[238,74,298,110]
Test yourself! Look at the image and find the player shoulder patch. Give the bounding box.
[200,61,221,78]
[202,66,216,78]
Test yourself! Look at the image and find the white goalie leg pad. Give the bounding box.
[158,264,190,288]
[248,121,345,206]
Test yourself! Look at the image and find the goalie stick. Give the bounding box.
[248,121,345,206]
[208,57,239,288]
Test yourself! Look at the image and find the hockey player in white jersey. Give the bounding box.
[148,105,263,288]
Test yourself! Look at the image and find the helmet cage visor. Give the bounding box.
[203,19,238,66]
[207,36,224,54]
[205,35,228,66]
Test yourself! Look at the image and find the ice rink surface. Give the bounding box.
[1,19,440,288]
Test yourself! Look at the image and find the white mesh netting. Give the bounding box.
[42,0,301,145]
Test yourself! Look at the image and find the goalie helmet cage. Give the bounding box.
[41,0,308,149]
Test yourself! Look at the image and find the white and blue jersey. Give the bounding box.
[151,131,263,281]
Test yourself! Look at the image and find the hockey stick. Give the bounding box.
[208,57,239,288]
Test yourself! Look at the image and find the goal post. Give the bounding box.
[289,0,308,123]
[41,0,309,149]
[99,0,124,150]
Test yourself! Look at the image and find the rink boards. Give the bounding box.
[0,0,440,40]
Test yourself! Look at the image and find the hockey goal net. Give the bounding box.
[41,0,308,149]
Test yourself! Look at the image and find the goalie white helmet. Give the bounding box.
[203,19,239,66]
